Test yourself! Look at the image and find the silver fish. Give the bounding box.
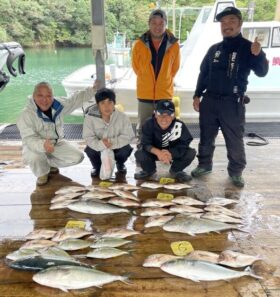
[113,190,139,201]
[143,254,182,267]
[101,228,140,239]
[108,183,128,190]
[108,197,140,208]
[140,182,163,189]
[163,216,240,236]
[51,192,84,203]
[57,239,91,251]
[122,184,140,191]
[141,200,174,208]
[160,259,262,282]
[33,265,129,292]
[67,200,130,215]
[172,196,205,206]
[20,240,57,250]
[49,199,73,210]
[90,237,132,248]
[82,191,116,199]
[25,229,57,240]
[86,185,115,193]
[86,247,129,259]
[144,215,175,228]
[52,228,92,242]
[169,205,204,214]
[163,183,192,190]
[204,204,242,218]
[218,250,263,268]
[55,186,86,195]
[140,207,172,217]
[201,212,242,224]
[206,197,238,206]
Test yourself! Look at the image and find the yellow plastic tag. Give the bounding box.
[159,177,176,185]
[171,241,194,256]
[157,192,174,201]
[99,181,113,187]
[65,220,86,229]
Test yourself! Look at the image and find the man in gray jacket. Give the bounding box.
[83,88,134,178]
[17,81,96,186]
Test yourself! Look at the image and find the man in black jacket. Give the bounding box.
[134,100,196,182]
[191,7,268,187]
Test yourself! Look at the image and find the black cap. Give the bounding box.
[216,7,242,21]
[149,9,167,22]
[156,100,175,115]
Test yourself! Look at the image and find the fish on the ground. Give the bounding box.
[55,186,86,195]
[218,250,263,268]
[33,265,129,292]
[25,229,57,240]
[90,237,132,248]
[51,192,84,203]
[82,191,116,199]
[67,200,130,215]
[201,212,243,224]
[141,200,174,208]
[8,255,88,271]
[113,190,139,201]
[108,183,127,190]
[172,196,205,206]
[163,215,240,236]
[51,228,92,242]
[185,250,219,264]
[206,197,238,206]
[20,239,57,250]
[57,238,92,251]
[86,185,115,193]
[163,183,192,190]
[86,247,130,259]
[101,228,140,239]
[204,204,242,218]
[160,259,262,281]
[108,197,140,208]
[169,205,204,214]
[140,207,172,217]
[49,199,73,210]
[144,215,175,228]
[140,182,163,189]
[122,185,140,191]
[143,254,182,267]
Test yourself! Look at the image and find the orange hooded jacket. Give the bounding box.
[132,30,180,100]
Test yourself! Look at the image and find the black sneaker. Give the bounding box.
[116,163,127,173]
[170,170,192,182]
[91,168,100,178]
[134,170,156,180]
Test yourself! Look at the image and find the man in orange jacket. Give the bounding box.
[132,9,180,140]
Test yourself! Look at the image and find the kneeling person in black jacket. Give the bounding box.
[134,100,196,182]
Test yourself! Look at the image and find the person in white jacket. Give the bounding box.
[83,88,134,178]
[17,81,96,186]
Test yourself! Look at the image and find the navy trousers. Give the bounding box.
[135,147,196,173]
[197,95,246,176]
[85,145,133,170]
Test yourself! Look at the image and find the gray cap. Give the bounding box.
[149,9,167,22]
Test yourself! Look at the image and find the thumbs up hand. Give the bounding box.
[251,36,261,56]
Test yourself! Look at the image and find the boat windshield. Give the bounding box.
[272,27,280,47]
[242,27,270,48]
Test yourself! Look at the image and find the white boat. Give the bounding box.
[62,0,280,122]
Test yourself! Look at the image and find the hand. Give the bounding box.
[251,37,261,56]
[193,97,200,112]
[157,149,172,164]
[102,138,112,148]
[44,139,54,153]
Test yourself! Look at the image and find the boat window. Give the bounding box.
[242,28,270,48]
[272,27,280,47]
[214,1,235,22]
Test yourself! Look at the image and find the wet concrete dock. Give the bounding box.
[0,136,279,296]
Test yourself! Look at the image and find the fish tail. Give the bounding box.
[244,266,263,280]
[120,273,133,285]
[126,215,138,230]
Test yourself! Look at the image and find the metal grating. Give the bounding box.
[0,122,280,140]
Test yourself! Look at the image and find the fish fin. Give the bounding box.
[188,277,200,282]
[73,254,87,259]
[244,266,263,280]
[187,232,195,236]
[59,286,69,292]
[121,273,133,285]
